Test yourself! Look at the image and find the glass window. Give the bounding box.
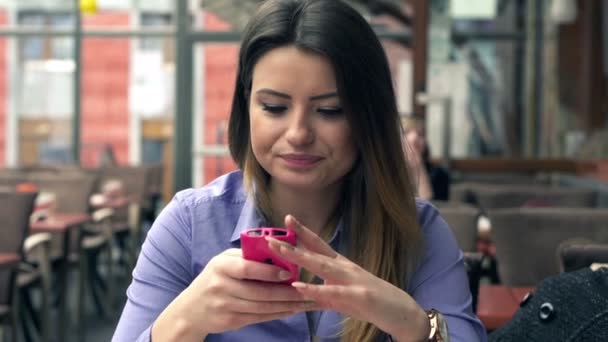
[192,42,239,186]
[18,11,74,60]
[426,0,522,158]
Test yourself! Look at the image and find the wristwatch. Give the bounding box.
[427,309,449,342]
[386,309,449,342]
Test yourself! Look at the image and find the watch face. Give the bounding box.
[427,309,447,342]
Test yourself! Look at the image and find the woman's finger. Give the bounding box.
[229,310,306,328]
[221,248,243,257]
[227,297,317,314]
[285,215,338,258]
[228,278,309,302]
[218,255,297,284]
[290,283,370,320]
[266,237,351,282]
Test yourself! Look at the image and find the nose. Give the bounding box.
[285,107,314,146]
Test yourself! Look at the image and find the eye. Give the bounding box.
[318,107,343,118]
[261,103,287,114]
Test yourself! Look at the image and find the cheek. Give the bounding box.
[249,109,276,158]
[249,112,264,153]
[334,128,357,162]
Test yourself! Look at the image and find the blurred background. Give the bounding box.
[0,0,607,341]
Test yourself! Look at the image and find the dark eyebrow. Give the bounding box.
[310,92,339,101]
[256,89,291,99]
[256,88,339,101]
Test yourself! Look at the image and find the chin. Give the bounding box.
[273,174,326,191]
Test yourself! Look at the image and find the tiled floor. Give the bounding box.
[68,303,123,342]
[67,268,127,342]
[16,265,128,342]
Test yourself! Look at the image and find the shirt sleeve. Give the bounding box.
[112,192,194,342]
[408,200,488,342]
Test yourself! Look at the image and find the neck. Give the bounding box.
[269,182,343,236]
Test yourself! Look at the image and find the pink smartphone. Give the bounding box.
[240,227,298,284]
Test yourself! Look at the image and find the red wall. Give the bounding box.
[80,11,130,167]
[202,13,238,184]
[0,11,7,167]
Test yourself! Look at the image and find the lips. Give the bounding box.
[279,153,324,167]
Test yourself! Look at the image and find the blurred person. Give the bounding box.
[99,143,117,167]
[402,115,451,201]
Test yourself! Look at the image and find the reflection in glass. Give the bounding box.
[17,10,75,165]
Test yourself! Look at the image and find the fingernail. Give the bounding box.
[278,270,292,280]
[288,215,299,225]
[267,237,295,250]
[291,281,307,289]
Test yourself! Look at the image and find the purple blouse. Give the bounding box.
[112,171,487,341]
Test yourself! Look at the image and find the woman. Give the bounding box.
[113,0,485,341]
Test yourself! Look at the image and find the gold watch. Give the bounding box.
[427,309,449,342]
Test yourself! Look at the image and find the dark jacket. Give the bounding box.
[489,267,608,341]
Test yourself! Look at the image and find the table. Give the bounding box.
[90,195,132,210]
[477,284,535,331]
[31,213,90,234]
[31,212,90,342]
[0,252,20,269]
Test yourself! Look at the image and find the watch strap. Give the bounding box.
[427,309,449,342]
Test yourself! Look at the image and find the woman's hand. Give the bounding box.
[152,248,315,341]
[267,215,431,342]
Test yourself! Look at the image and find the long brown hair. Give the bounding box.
[228,0,423,340]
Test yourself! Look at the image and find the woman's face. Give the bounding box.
[248,45,357,192]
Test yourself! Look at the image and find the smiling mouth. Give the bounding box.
[279,154,324,167]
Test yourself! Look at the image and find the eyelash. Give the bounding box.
[260,103,343,117]
[261,103,287,114]
[318,107,343,117]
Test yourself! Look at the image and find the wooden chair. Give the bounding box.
[0,191,37,341]
[18,233,52,342]
[29,173,115,335]
[98,166,149,268]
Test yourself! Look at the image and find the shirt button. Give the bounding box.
[539,302,555,322]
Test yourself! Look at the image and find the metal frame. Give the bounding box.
[1,0,537,192]
[0,0,235,191]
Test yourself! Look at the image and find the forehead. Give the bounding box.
[251,45,338,93]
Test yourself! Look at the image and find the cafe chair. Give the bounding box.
[98,166,149,270]
[488,207,608,287]
[463,252,484,313]
[142,164,163,224]
[82,207,116,317]
[432,201,487,311]
[0,174,27,189]
[18,233,52,342]
[431,201,480,252]
[557,240,608,273]
[451,182,597,212]
[28,174,116,324]
[0,190,37,341]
